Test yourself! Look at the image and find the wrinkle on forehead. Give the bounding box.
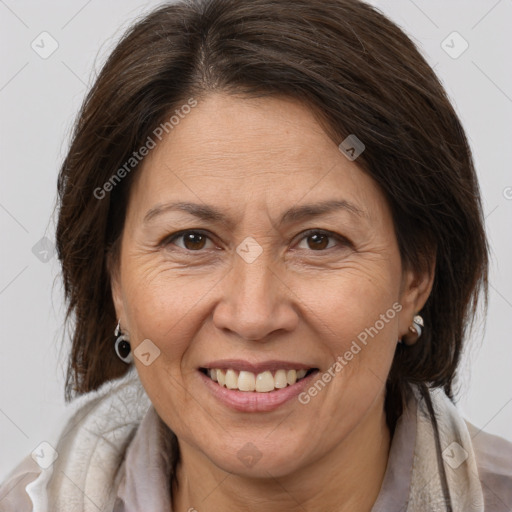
[127,92,387,236]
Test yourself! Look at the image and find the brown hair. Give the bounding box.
[56,0,488,430]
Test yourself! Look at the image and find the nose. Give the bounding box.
[212,249,299,342]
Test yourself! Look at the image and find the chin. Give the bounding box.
[204,438,310,479]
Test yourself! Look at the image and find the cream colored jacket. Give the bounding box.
[1,367,511,511]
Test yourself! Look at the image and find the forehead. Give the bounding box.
[127,92,387,224]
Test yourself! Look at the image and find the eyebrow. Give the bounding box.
[143,199,367,228]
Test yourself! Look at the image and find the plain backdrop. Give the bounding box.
[0,0,511,482]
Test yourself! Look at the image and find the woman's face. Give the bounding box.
[111,92,430,478]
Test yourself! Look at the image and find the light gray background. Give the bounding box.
[0,0,511,482]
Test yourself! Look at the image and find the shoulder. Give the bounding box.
[0,367,150,511]
[0,455,43,512]
[465,420,512,511]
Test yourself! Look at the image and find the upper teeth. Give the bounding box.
[207,368,308,392]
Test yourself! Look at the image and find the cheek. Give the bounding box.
[292,260,401,400]
[298,258,400,337]
[120,261,223,365]
[298,268,400,426]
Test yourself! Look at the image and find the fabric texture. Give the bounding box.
[1,366,511,511]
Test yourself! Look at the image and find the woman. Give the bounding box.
[1,0,511,510]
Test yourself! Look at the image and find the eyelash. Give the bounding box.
[161,229,352,253]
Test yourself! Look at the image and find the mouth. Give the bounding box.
[199,367,319,393]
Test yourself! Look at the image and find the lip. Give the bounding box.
[198,368,320,412]
[200,359,315,374]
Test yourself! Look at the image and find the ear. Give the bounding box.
[397,254,436,339]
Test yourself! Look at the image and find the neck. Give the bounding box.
[172,400,391,512]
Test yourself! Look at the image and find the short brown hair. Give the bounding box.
[56,0,488,429]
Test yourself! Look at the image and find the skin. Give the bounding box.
[111,92,434,512]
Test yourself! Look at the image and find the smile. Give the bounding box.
[199,367,318,392]
[198,366,321,412]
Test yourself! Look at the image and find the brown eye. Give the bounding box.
[306,233,330,250]
[165,230,213,251]
[297,230,343,251]
[182,232,207,250]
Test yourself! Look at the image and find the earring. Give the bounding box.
[114,320,133,364]
[400,314,424,346]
